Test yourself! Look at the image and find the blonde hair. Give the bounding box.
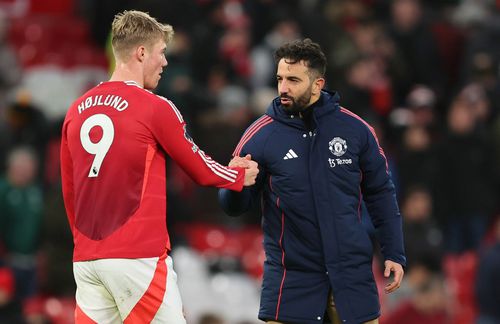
[111,10,174,61]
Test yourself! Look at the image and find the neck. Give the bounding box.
[109,60,144,87]
[311,91,322,104]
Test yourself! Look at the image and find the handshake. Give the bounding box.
[229,154,259,186]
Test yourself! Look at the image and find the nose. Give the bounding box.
[162,56,168,67]
[278,80,288,94]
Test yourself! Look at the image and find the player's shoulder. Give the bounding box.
[120,81,158,102]
[149,93,184,123]
[232,114,275,156]
[101,81,180,114]
[245,114,275,139]
[336,106,373,132]
[70,81,146,105]
[95,80,156,100]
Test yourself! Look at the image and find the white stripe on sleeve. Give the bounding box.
[198,151,238,182]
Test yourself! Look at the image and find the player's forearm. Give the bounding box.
[182,155,245,191]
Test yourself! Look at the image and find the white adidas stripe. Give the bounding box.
[200,153,238,178]
[283,149,298,160]
[198,151,237,182]
[199,151,237,176]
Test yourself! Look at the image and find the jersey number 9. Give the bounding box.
[80,114,115,178]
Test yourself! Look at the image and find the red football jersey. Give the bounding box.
[61,81,244,261]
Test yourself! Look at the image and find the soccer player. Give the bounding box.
[60,10,258,323]
[219,39,405,324]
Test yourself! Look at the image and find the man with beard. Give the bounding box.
[219,39,405,324]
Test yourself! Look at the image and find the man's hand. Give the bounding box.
[384,260,404,294]
[229,154,252,168]
[229,154,259,186]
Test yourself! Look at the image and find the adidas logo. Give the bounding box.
[283,149,299,160]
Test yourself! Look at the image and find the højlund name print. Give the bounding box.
[78,95,129,114]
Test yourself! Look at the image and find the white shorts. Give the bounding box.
[73,252,186,324]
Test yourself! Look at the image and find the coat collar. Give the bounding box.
[266,90,340,130]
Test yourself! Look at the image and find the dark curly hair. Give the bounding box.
[274,38,327,79]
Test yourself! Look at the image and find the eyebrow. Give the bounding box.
[277,74,303,81]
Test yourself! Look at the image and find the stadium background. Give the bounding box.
[0,0,499,323]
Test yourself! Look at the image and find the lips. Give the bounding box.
[280,97,292,105]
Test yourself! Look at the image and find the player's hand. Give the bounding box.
[384,260,404,294]
[229,155,259,186]
[242,155,259,186]
[229,154,252,168]
[243,160,259,186]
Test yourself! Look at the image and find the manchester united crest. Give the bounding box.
[329,137,347,157]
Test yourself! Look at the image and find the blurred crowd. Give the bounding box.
[0,0,498,323]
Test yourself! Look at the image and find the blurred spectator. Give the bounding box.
[382,270,451,324]
[430,8,465,98]
[453,0,500,115]
[250,87,276,116]
[492,115,500,208]
[22,296,53,324]
[452,0,493,28]
[155,29,204,130]
[401,186,443,270]
[218,22,252,83]
[0,266,25,323]
[0,11,22,108]
[0,0,29,18]
[79,0,126,48]
[395,125,436,195]
[190,1,229,83]
[0,147,43,301]
[457,83,493,127]
[324,0,373,31]
[388,84,438,159]
[406,85,438,129]
[37,184,75,297]
[475,217,500,324]
[201,63,254,128]
[339,56,382,120]
[384,259,439,312]
[250,18,300,90]
[344,20,406,117]
[387,0,444,105]
[324,8,404,118]
[356,21,409,115]
[244,1,296,47]
[322,0,374,81]
[435,91,496,253]
[388,85,440,194]
[0,94,49,180]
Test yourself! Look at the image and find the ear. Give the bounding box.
[313,78,325,95]
[136,45,146,63]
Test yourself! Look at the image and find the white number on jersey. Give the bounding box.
[80,114,115,177]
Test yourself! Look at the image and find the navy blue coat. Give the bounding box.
[219,91,405,324]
